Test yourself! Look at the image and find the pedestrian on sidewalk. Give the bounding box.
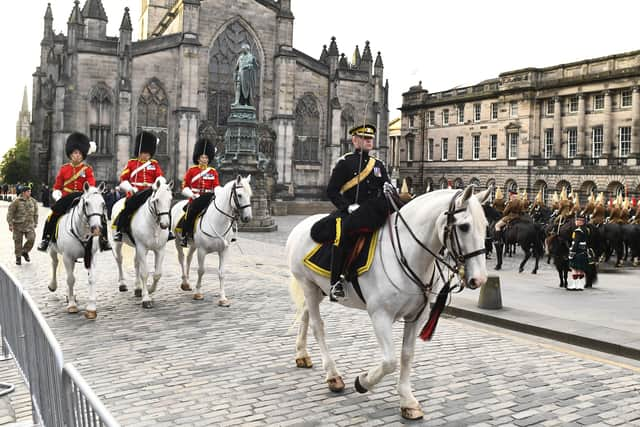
[6,184,38,265]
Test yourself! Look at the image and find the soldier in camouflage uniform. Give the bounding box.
[7,184,38,265]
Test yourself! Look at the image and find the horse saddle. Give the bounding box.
[111,190,153,230]
[303,230,379,279]
[51,197,83,243]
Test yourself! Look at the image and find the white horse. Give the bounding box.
[111,177,173,308]
[287,186,490,420]
[170,175,253,305]
[48,182,107,319]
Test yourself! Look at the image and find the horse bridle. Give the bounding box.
[69,192,104,244]
[443,193,487,267]
[148,190,171,225]
[213,184,250,221]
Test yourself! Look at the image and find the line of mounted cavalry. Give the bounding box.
[482,186,640,286]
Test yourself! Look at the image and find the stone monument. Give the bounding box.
[219,45,276,231]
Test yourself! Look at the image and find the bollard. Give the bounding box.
[477,275,502,309]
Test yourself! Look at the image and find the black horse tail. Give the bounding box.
[534,224,545,257]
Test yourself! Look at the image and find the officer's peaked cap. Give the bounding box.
[349,123,376,138]
[65,132,95,160]
[192,138,216,165]
[134,131,158,157]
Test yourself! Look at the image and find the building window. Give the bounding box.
[508,133,518,159]
[458,105,464,124]
[568,96,579,113]
[88,84,113,155]
[409,115,415,127]
[441,138,448,161]
[294,94,320,162]
[428,111,435,127]
[137,78,169,156]
[621,90,632,108]
[491,103,498,120]
[442,109,449,126]
[567,128,577,158]
[544,129,554,159]
[456,136,464,160]
[474,103,481,122]
[490,135,497,160]
[546,99,555,115]
[427,138,433,161]
[472,135,480,160]
[592,127,603,158]
[406,135,414,161]
[594,94,604,110]
[510,101,518,118]
[620,126,631,157]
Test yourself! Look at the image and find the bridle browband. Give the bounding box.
[69,191,104,245]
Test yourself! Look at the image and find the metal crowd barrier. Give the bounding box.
[0,265,120,427]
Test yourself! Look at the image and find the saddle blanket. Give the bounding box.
[303,230,379,278]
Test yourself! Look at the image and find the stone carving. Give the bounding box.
[233,44,258,107]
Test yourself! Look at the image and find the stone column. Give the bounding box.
[632,86,640,156]
[530,100,541,157]
[603,90,612,156]
[553,96,562,156]
[577,93,585,157]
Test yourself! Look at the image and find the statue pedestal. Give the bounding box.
[220,105,277,232]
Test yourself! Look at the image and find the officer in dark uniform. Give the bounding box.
[325,123,390,299]
[568,213,590,290]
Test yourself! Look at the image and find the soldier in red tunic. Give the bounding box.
[113,131,171,241]
[38,132,110,251]
[179,138,219,247]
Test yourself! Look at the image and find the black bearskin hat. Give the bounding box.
[65,132,95,160]
[134,131,158,157]
[192,138,216,164]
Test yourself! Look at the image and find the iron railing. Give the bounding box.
[0,265,120,427]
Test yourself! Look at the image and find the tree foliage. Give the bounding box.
[0,137,31,184]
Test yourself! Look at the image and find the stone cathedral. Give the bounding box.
[30,0,389,199]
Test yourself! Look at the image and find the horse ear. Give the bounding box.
[246,174,251,183]
[475,188,492,205]
[152,179,160,191]
[236,175,242,184]
[83,181,90,192]
[98,182,106,192]
[168,180,174,190]
[460,185,474,204]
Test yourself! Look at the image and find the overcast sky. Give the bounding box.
[3,0,640,159]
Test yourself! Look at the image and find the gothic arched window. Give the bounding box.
[88,83,113,154]
[208,21,260,129]
[294,95,320,162]
[137,78,169,155]
[341,105,355,155]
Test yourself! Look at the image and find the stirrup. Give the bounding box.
[330,276,346,300]
[179,235,189,248]
[99,237,112,252]
[167,231,176,241]
[37,240,49,252]
[113,231,123,242]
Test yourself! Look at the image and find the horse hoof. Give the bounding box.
[180,283,192,291]
[134,289,142,298]
[48,286,56,293]
[295,356,313,368]
[532,270,537,275]
[354,375,368,394]
[327,376,345,393]
[193,293,204,301]
[84,310,97,320]
[401,407,424,420]
[67,306,79,314]
[218,299,230,307]
[495,266,501,271]
[518,268,524,273]
[119,284,128,292]
[142,300,153,309]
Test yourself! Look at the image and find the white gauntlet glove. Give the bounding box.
[182,187,195,199]
[348,203,360,214]
[52,189,62,202]
[118,180,135,194]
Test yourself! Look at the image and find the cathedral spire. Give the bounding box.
[338,53,348,70]
[352,45,361,68]
[361,41,372,62]
[120,6,132,31]
[82,0,108,22]
[374,51,384,68]
[44,3,54,40]
[21,86,29,114]
[68,0,84,25]
[319,45,328,64]
[45,2,53,21]
[328,36,339,57]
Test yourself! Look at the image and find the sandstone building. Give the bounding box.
[30,0,388,199]
[399,50,640,201]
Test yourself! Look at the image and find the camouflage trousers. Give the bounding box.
[12,224,35,257]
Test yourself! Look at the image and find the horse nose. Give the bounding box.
[241,216,250,223]
[467,276,486,289]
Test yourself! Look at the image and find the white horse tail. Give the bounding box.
[288,277,306,331]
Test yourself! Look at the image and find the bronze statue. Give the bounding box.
[233,44,258,107]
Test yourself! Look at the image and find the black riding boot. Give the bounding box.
[181,210,195,247]
[99,217,112,251]
[37,216,55,251]
[330,244,347,301]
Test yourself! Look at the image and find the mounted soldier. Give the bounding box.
[492,187,506,214]
[37,132,110,252]
[314,123,390,300]
[179,138,220,247]
[608,194,625,224]
[494,190,521,233]
[590,192,606,225]
[113,131,173,242]
[553,187,573,228]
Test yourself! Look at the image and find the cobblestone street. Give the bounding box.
[2,206,640,426]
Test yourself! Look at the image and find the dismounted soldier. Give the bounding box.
[179,138,220,247]
[7,184,38,265]
[37,132,110,252]
[114,131,171,241]
[324,123,390,300]
[568,213,590,290]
